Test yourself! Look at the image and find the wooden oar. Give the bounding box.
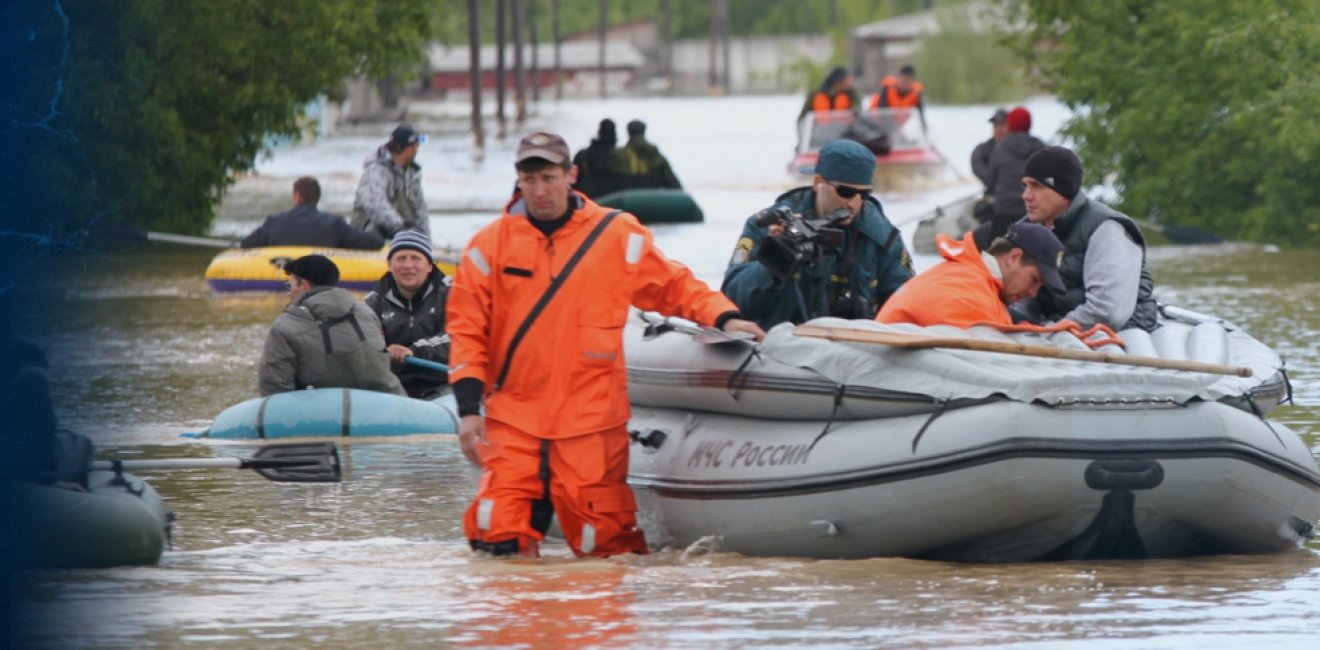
[794,324,1252,377]
[90,442,342,482]
[88,219,239,248]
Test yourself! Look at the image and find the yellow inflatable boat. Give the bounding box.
[205,246,458,293]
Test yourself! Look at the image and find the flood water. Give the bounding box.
[12,95,1320,648]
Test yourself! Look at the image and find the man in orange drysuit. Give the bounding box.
[447,132,766,558]
[876,222,1064,327]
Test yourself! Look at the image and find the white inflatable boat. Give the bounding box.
[623,309,1318,561]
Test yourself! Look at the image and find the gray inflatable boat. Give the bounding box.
[624,309,1318,561]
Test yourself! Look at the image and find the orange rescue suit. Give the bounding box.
[875,232,1012,327]
[447,193,738,556]
[867,76,924,110]
[811,91,853,113]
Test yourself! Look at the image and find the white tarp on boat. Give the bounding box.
[758,317,1282,406]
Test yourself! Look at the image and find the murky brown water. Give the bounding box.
[12,236,1320,648]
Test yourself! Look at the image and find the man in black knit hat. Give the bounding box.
[1004,145,1159,332]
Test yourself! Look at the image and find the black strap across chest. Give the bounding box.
[494,209,622,391]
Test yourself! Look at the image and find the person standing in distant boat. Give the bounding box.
[571,118,620,198]
[365,230,451,399]
[975,106,1045,247]
[241,177,384,250]
[867,64,927,133]
[352,124,430,239]
[799,66,860,121]
[970,108,1009,225]
[608,120,683,191]
[446,131,763,559]
[258,254,404,397]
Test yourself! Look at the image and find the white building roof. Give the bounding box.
[428,41,645,72]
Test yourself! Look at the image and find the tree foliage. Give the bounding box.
[1005,0,1320,245]
[18,0,447,238]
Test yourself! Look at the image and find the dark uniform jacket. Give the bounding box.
[722,186,914,329]
[241,204,385,250]
[365,268,450,399]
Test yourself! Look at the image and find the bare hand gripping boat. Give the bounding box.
[623,308,1318,561]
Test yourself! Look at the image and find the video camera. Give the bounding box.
[753,206,851,280]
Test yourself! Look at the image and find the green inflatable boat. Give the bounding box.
[593,188,704,224]
[13,469,171,569]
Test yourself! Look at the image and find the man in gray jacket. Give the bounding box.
[352,124,430,239]
[258,255,404,396]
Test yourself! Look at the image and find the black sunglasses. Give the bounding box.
[828,182,872,200]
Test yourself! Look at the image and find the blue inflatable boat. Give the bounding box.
[193,388,460,439]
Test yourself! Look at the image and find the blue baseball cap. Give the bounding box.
[816,139,876,186]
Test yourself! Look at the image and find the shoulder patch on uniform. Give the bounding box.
[730,237,754,266]
[899,249,914,274]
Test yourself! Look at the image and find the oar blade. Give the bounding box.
[248,442,342,483]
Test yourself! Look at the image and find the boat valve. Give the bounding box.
[628,429,668,449]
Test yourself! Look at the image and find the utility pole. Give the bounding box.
[553,0,562,101]
[707,1,718,90]
[495,0,507,138]
[512,0,527,124]
[720,0,731,91]
[529,0,540,104]
[597,0,607,99]
[466,0,484,159]
[662,0,673,93]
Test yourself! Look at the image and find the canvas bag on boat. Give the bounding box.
[313,312,404,395]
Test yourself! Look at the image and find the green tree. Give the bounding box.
[1005,0,1320,245]
[23,0,446,239]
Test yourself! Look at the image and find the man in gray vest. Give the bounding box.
[1013,146,1158,332]
[258,254,404,396]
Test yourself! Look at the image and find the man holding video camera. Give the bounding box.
[722,139,914,329]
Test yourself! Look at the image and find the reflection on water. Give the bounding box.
[12,241,1320,648]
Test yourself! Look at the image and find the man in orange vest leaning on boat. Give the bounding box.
[876,222,1064,328]
[446,132,765,558]
[240,177,385,250]
[866,64,927,133]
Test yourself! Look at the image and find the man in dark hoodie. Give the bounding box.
[570,119,619,198]
[365,230,450,399]
[258,254,404,396]
[976,106,1045,248]
[609,120,683,191]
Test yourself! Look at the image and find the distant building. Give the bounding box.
[427,41,645,97]
[851,1,996,88]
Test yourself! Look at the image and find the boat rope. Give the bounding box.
[1282,367,1294,406]
[1246,397,1286,449]
[807,384,848,452]
[910,397,952,453]
[725,347,762,400]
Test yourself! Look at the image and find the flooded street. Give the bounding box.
[13,95,1320,648]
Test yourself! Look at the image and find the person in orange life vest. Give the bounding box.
[798,66,860,122]
[867,64,927,132]
[876,222,1064,328]
[446,132,765,558]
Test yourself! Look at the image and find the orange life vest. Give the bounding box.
[868,76,924,111]
[811,91,853,113]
